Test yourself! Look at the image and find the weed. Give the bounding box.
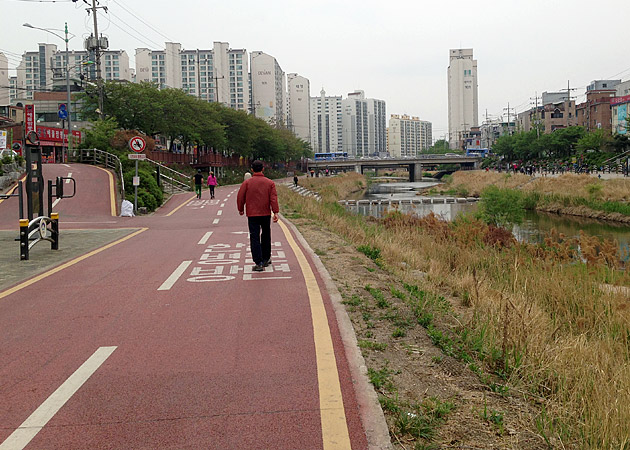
[314,248,327,256]
[392,328,407,338]
[368,366,394,390]
[358,244,381,261]
[358,340,387,352]
[390,287,407,301]
[431,356,443,364]
[365,285,390,308]
[366,266,375,272]
[342,295,363,307]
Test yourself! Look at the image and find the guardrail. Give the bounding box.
[74,148,125,200]
[143,158,191,193]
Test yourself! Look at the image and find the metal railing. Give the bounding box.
[143,158,191,193]
[74,148,125,199]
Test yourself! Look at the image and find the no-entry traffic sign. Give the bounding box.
[129,136,146,153]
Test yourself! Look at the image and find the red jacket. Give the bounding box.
[236,172,279,217]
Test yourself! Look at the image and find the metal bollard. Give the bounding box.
[20,219,29,260]
[51,212,59,250]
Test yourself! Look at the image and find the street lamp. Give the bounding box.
[24,22,75,163]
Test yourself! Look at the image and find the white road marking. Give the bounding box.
[65,173,72,183]
[213,219,220,225]
[158,261,192,291]
[0,346,117,450]
[198,231,213,245]
[217,210,223,216]
[62,164,70,168]
[220,203,225,207]
[52,198,61,208]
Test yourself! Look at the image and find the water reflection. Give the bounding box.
[346,180,630,258]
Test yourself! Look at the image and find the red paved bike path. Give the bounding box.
[0,179,374,448]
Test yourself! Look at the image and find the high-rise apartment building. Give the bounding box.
[136,42,250,112]
[14,44,130,100]
[310,89,343,153]
[250,51,285,125]
[388,114,432,157]
[447,48,478,149]
[286,73,311,142]
[0,53,8,105]
[341,90,387,157]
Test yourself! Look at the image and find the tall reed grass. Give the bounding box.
[279,173,630,449]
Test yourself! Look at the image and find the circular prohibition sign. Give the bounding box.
[129,136,147,153]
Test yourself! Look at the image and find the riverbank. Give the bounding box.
[444,171,630,223]
[280,172,630,449]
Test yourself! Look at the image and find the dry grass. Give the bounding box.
[279,175,630,449]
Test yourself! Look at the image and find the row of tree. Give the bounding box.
[491,126,630,162]
[78,81,311,162]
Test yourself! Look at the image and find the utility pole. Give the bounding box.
[503,102,515,135]
[82,0,107,119]
[530,92,541,137]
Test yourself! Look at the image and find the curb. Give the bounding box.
[280,215,393,450]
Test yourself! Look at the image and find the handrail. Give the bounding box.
[600,149,630,166]
[144,158,191,192]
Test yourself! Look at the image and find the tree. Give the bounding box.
[79,117,119,150]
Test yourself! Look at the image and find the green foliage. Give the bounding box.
[123,165,163,212]
[358,244,381,261]
[78,81,311,163]
[79,117,119,150]
[359,340,388,352]
[368,366,394,390]
[477,185,525,227]
[576,129,611,154]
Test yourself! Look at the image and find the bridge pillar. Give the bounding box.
[409,163,422,182]
[355,164,363,175]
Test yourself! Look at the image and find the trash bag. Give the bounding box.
[120,200,135,217]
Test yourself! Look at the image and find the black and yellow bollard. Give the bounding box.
[51,213,59,250]
[20,219,29,261]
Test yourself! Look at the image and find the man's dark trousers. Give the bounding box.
[248,215,271,265]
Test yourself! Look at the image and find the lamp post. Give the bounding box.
[24,22,74,163]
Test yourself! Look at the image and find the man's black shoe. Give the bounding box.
[262,259,271,267]
[252,264,264,272]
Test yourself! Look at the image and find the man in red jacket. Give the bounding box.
[237,160,279,272]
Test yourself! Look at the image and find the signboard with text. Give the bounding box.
[36,126,82,145]
[25,104,36,135]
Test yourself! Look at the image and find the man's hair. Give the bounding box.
[251,160,264,172]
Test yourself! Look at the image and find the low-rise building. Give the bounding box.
[576,89,616,131]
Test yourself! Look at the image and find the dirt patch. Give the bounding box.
[291,218,548,449]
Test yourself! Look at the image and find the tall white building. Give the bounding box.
[136,42,250,112]
[14,44,130,100]
[388,115,432,157]
[310,89,343,153]
[0,53,8,105]
[448,48,478,149]
[341,90,387,157]
[286,73,311,142]
[250,51,285,125]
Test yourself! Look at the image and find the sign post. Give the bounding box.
[128,136,146,214]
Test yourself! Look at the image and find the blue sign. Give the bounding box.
[58,104,68,120]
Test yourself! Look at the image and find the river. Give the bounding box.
[345,179,630,258]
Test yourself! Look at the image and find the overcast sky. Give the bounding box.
[2,0,629,139]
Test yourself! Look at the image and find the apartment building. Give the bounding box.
[250,51,285,125]
[286,73,311,142]
[388,114,432,157]
[576,89,616,131]
[0,53,8,105]
[447,48,478,149]
[341,90,387,157]
[309,89,343,153]
[13,44,130,101]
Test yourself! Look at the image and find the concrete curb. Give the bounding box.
[280,215,393,450]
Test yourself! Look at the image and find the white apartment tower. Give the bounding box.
[135,42,250,112]
[388,115,433,157]
[341,90,387,157]
[250,51,286,125]
[310,89,343,153]
[0,53,8,105]
[448,48,478,149]
[286,73,311,142]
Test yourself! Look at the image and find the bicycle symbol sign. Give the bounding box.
[129,136,146,153]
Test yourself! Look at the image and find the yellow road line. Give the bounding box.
[0,175,26,205]
[93,166,117,216]
[166,195,196,217]
[0,228,148,300]
[278,220,352,450]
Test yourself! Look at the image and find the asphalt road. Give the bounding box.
[0,164,389,449]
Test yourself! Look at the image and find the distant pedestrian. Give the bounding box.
[244,172,252,181]
[207,171,218,199]
[193,169,203,199]
[293,174,298,187]
[237,160,279,272]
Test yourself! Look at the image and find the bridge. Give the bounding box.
[306,155,481,181]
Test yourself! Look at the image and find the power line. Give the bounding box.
[109,0,174,43]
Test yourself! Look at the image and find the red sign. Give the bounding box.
[129,136,146,153]
[36,126,82,145]
[611,95,630,106]
[25,104,36,135]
